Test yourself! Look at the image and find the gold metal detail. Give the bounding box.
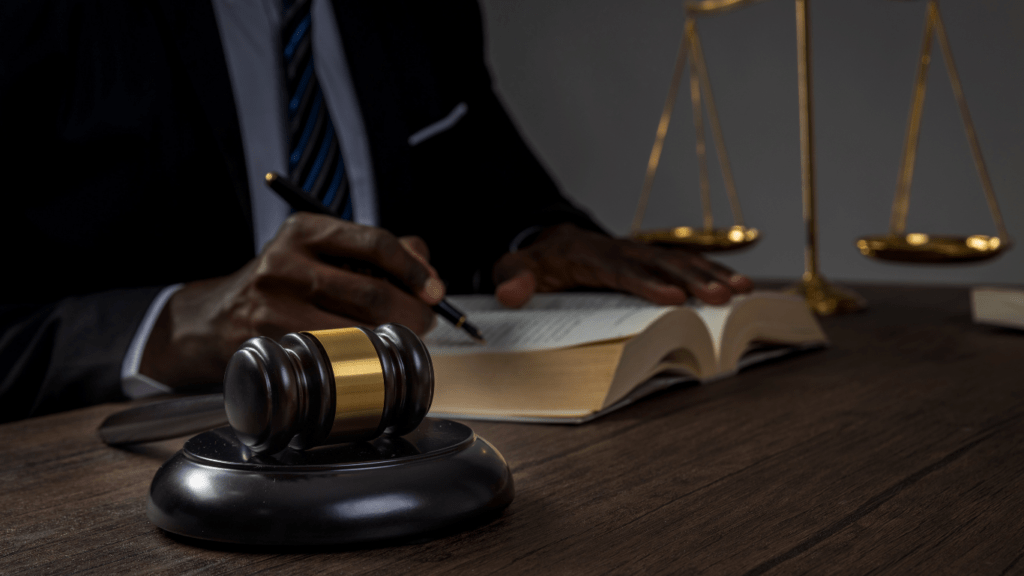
[788,272,868,317]
[857,0,1011,264]
[686,0,770,16]
[305,328,386,437]
[631,10,757,252]
[857,233,1003,263]
[633,225,759,251]
[633,20,691,236]
[785,0,865,316]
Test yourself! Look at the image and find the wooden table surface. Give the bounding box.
[2,285,1023,575]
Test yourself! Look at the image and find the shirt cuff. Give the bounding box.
[120,284,183,399]
[509,225,546,253]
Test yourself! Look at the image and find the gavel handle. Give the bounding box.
[98,393,228,446]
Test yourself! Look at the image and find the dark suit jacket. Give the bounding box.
[0,0,602,421]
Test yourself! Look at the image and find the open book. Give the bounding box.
[424,291,827,424]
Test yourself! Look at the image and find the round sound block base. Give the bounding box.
[147,419,514,546]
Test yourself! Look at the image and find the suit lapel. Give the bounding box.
[156,0,253,238]
[328,1,416,229]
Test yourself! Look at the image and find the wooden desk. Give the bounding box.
[3,285,1023,574]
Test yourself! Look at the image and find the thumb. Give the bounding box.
[494,253,538,308]
[398,236,430,262]
[398,236,440,279]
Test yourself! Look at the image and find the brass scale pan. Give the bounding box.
[855,0,1011,263]
[631,0,764,252]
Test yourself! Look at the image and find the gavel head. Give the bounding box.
[223,324,433,455]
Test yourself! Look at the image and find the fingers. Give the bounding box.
[277,213,445,305]
[228,279,435,345]
[398,235,445,299]
[492,224,752,307]
[307,264,437,333]
[558,250,690,305]
[243,295,370,338]
[254,240,437,334]
[144,219,445,389]
[494,251,539,308]
[398,235,431,263]
[495,269,538,309]
[643,251,737,305]
[610,268,692,307]
[682,253,754,294]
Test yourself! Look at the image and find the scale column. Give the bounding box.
[787,0,866,315]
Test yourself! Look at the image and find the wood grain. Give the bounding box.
[2,285,1023,575]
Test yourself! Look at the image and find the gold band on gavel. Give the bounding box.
[304,328,386,438]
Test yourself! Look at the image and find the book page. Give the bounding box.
[717,292,828,371]
[442,292,661,313]
[690,293,823,360]
[690,298,742,358]
[425,294,673,354]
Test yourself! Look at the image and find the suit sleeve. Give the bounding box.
[0,3,137,422]
[0,1,250,422]
[454,0,607,238]
[0,290,163,423]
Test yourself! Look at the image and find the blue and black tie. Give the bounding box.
[282,0,351,219]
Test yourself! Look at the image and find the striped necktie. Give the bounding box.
[282,0,351,219]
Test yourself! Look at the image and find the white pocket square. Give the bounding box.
[408,102,468,146]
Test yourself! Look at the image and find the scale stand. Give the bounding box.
[785,0,866,316]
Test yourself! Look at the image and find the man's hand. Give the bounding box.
[493,224,753,309]
[139,213,444,389]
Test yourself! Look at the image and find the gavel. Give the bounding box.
[99,324,434,454]
[226,324,433,454]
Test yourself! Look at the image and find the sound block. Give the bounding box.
[147,418,514,546]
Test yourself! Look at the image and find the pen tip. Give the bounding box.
[462,322,486,344]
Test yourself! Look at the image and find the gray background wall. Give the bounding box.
[479,0,1023,285]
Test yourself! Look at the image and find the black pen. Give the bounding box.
[265,172,486,343]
